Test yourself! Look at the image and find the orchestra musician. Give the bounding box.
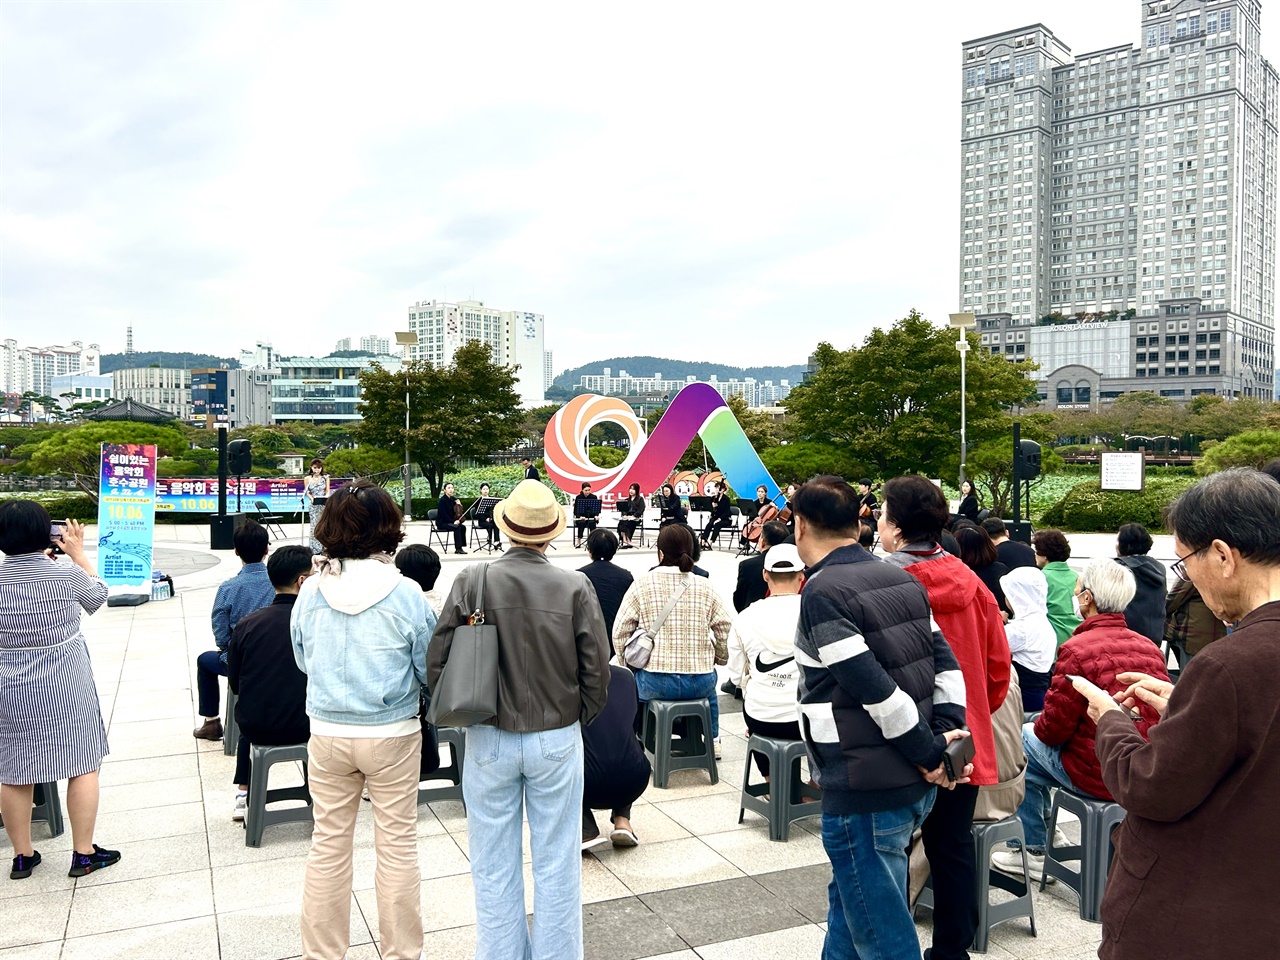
[435,482,468,555]
[475,482,502,550]
[617,482,645,549]
[780,483,799,533]
[740,485,776,552]
[700,482,733,551]
[573,482,602,548]
[658,483,686,527]
[858,478,878,520]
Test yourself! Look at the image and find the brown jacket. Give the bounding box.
[427,549,611,732]
[1163,580,1228,658]
[1095,600,1280,959]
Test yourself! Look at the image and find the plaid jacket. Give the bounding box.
[612,567,731,674]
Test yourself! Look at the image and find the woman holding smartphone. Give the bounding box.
[0,500,120,880]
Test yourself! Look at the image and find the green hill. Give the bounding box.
[553,356,806,391]
[99,352,239,373]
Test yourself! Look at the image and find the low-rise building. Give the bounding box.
[111,367,194,420]
[271,355,402,424]
[192,368,274,429]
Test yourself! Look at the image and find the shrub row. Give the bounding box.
[1038,476,1196,533]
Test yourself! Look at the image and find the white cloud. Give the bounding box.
[2,1,1275,372]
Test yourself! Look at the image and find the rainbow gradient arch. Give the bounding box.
[542,382,781,501]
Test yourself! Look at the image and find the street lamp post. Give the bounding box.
[949,313,977,486]
[394,331,420,522]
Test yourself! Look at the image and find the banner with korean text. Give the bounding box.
[154,477,351,514]
[97,443,157,587]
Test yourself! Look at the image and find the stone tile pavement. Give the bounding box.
[1,524,1127,959]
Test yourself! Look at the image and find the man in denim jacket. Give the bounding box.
[429,480,610,960]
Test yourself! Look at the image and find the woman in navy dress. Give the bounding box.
[0,501,120,880]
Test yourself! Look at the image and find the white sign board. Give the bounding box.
[1100,452,1145,492]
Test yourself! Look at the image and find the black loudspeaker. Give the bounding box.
[1017,439,1042,479]
[1006,520,1034,545]
[211,513,247,550]
[228,439,252,475]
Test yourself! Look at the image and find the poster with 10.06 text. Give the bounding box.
[96,443,157,587]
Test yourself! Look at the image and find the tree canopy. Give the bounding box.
[783,310,1039,479]
[355,342,524,498]
[24,422,188,498]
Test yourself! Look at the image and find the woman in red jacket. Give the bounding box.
[991,557,1169,882]
[879,475,1010,960]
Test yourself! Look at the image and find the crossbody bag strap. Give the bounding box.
[649,576,690,639]
[470,564,488,625]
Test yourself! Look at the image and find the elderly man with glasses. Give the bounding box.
[992,558,1170,883]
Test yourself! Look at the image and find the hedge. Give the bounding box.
[1038,477,1196,533]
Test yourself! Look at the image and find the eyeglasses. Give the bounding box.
[1172,546,1207,583]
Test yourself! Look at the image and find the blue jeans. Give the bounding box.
[1016,722,1083,851]
[821,789,936,960]
[464,723,584,960]
[633,669,719,737]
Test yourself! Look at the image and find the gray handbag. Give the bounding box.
[427,565,499,727]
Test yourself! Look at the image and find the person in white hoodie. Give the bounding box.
[727,543,805,778]
[290,481,435,960]
[999,565,1058,712]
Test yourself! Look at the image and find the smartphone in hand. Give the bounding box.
[942,735,976,782]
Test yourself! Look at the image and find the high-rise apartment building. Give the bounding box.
[406,299,546,405]
[359,335,391,355]
[544,350,554,394]
[334,338,352,353]
[1,340,101,397]
[961,1,1277,403]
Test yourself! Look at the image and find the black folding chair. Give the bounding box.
[425,510,453,553]
[254,500,287,540]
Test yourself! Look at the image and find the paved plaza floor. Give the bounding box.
[4,522,1155,959]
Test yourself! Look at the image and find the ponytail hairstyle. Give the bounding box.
[656,523,695,574]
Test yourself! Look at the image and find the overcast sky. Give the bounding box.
[3,1,1276,373]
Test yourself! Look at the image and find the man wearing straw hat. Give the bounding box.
[429,479,611,960]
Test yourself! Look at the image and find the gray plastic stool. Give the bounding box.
[737,735,821,841]
[244,743,313,847]
[418,727,466,810]
[0,782,65,839]
[914,816,1037,953]
[641,698,718,788]
[223,688,240,757]
[1041,787,1126,922]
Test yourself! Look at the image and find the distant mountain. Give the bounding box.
[99,352,239,373]
[553,356,806,390]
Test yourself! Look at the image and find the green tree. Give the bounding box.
[760,442,866,486]
[323,446,403,478]
[1195,429,1280,475]
[356,342,524,498]
[25,422,188,498]
[784,310,1038,478]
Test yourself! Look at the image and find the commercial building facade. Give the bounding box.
[192,368,274,428]
[270,356,402,424]
[111,367,194,420]
[961,1,1277,403]
[406,299,546,406]
[50,374,114,411]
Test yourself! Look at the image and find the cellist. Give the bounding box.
[740,485,777,552]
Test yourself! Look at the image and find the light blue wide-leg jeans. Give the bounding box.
[463,722,584,960]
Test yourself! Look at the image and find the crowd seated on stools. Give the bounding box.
[193,520,275,743]
[992,557,1170,883]
[226,544,314,822]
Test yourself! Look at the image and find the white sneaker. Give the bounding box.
[1052,827,1072,850]
[713,737,723,760]
[361,785,371,801]
[232,793,247,822]
[991,848,1054,884]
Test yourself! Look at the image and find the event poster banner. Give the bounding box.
[154,477,351,514]
[97,443,157,587]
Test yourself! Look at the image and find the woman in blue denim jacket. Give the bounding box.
[290,481,434,960]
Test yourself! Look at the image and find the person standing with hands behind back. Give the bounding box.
[1,502,120,880]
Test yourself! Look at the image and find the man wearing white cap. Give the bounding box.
[428,480,611,960]
[727,543,806,779]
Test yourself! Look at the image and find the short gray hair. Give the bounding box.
[1079,558,1136,614]
[1165,468,1280,567]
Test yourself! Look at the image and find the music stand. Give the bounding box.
[472,497,501,553]
[688,496,712,513]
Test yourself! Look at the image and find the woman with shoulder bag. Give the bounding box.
[290,481,434,960]
[612,524,733,758]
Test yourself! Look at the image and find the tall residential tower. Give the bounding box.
[961,1,1277,404]
[406,299,546,406]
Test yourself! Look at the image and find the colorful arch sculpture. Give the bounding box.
[542,382,780,501]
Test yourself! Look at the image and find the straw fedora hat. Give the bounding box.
[493,479,566,545]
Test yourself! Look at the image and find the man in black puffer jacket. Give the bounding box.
[793,476,970,960]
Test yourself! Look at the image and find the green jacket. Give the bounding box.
[1043,561,1082,646]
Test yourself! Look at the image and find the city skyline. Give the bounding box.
[6,2,1274,372]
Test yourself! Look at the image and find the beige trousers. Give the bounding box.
[301,732,423,960]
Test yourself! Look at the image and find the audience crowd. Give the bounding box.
[4,459,1280,960]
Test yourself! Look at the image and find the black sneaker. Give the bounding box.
[68,845,121,877]
[10,851,41,879]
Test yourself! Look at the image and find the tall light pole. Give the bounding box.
[395,331,419,521]
[949,313,977,486]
